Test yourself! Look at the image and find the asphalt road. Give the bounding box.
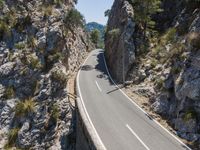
[77,49,191,150]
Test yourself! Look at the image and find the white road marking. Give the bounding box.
[95,81,102,92]
[102,53,191,150]
[126,124,150,150]
[77,51,107,150]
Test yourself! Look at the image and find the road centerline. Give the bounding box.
[95,80,102,92]
[126,124,150,150]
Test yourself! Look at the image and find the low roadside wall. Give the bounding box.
[76,98,104,150]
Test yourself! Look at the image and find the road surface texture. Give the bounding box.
[77,49,191,150]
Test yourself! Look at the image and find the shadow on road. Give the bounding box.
[81,65,94,71]
[95,51,127,94]
[95,51,113,83]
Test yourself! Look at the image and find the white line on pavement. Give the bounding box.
[77,51,107,150]
[126,124,150,150]
[95,81,102,92]
[102,52,191,150]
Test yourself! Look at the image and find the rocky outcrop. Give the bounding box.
[105,0,135,82]
[105,0,200,148]
[0,0,92,149]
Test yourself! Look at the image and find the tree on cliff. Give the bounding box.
[128,0,162,38]
[63,9,85,34]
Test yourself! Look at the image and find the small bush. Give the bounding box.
[53,0,64,7]
[15,98,36,117]
[183,110,197,122]
[0,20,10,40]
[171,66,181,74]
[150,59,158,68]
[28,55,42,70]
[51,69,68,84]
[14,15,32,32]
[27,36,37,49]
[4,128,20,148]
[108,28,120,42]
[47,52,63,63]
[51,103,60,121]
[43,5,53,18]
[155,78,164,89]
[4,86,15,99]
[14,43,26,49]
[0,0,4,9]
[163,28,177,43]
[63,9,85,29]
[21,54,42,70]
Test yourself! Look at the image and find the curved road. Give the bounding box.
[77,49,191,150]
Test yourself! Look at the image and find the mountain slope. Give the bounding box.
[105,0,200,149]
[86,22,105,33]
[0,0,93,149]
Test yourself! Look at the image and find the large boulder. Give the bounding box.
[175,68,200,101]
[151,93,170,115]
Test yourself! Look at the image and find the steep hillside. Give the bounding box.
[0,0,92,149]
[105,0,200,149]
[86,22,105,34]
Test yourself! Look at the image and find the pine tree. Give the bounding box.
[129,0,162,38]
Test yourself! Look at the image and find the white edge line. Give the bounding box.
[102,52,192,150]
[126,124,150,150]
[77,51,107,150]
[95,81,102,92]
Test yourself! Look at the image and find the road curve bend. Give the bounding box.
[77,49,191,150]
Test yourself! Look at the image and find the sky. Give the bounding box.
[76,0,114,25]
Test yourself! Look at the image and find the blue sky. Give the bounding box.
[76,0,114,25]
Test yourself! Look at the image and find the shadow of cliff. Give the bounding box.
[94,51,126,94]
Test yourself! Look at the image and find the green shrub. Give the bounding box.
[171,66,181,74]
[0,0,4,9]
[43,5,53,18]
[21,54,42,70]
[14,43,26,50]
[15,98,36,117]
[28,55,42,70]
[163,28,177,43]
[14,15,32,32]
[4,128,20,148]
[108,28,120,42]
[47,52,63,63]
[63,9,85,29]
[53,0,64,7]
[0,20,10,40]
[155,78,164,89]
[27,36,37,49]
[51,103,60,121]
[51,69,68,84]
[183,110,197,122]
[150,59,158,68]
[4,86,15,99]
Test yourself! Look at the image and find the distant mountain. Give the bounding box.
[86,22,105,34]
[86,22,105,48]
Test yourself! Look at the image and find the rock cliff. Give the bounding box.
[0,0,92,149]
[105,0,135,82]
[105,0,200,148]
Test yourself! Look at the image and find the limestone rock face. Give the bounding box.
[0,0,92,149]
[105,0,135,82]
[105,0,200,146]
